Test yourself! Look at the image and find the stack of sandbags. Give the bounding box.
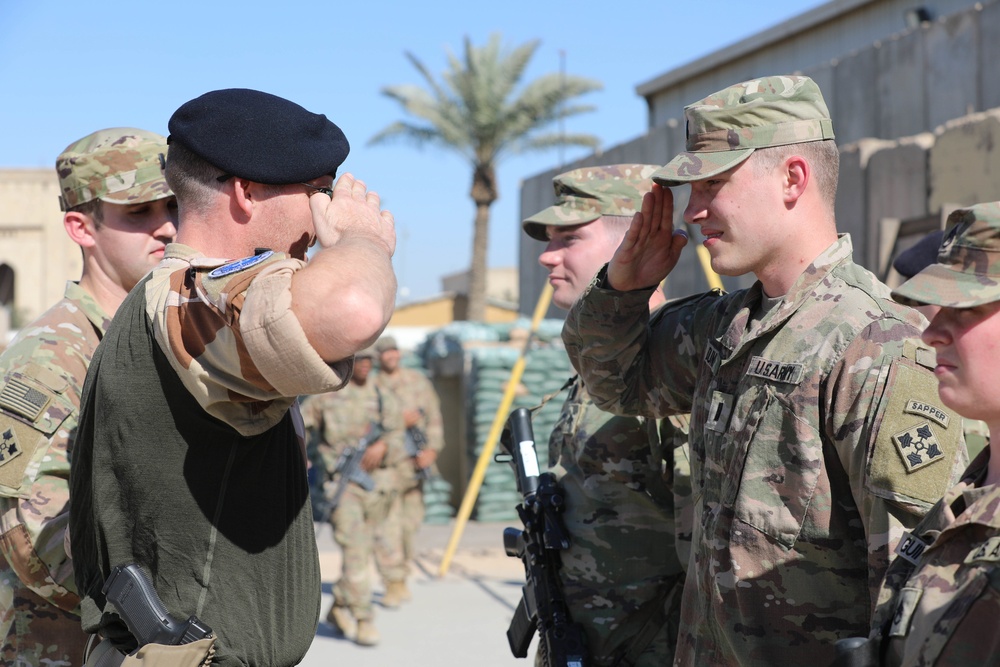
[422,475,455,524]
[466,342,574,522]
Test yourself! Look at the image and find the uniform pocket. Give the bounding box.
[729,384,824,548]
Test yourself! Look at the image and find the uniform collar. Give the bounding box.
[63,280,112,335]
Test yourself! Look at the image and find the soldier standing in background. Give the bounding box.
[302,346,406,647]
[521,164,690,666]
[863,202,1000,665]
[372,335,444,608]
[0,128,177,666]
[560,76,968,666]
[892,229,989,461]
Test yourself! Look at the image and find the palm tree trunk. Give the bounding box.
[466,163,497,322]
[466,202,490,321]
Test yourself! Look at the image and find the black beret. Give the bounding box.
[893,229,946,280]
[167,88,349,185]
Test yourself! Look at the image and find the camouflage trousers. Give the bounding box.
[375,479,424,582]
[0,565,89,667]
[532,574,684,667]
[331,482,397,620]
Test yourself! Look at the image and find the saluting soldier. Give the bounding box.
[560,76,968,666]
[522,164,691,666]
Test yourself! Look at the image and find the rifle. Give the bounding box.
[321,423,385,518]
[498,407,589,667]
[405,410,432,481]
[87,563,214,667]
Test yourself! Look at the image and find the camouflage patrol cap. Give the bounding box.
[56,128,172,211]
[355,345,378,360]
[652,75,836,187]
[892,202,1000,307]
[522,164,659,241]
[376,336,398,353]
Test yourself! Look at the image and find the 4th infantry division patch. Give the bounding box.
[0,428,22,467]
[892,422,945,473]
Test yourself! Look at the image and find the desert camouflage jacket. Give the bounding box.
[872,447,1000,666]
[374,366,444,484]
[147,243,353,436]
[561,235,968,666]
[300,380,407,493]
[547,376,689,666]
[0,282,110,617]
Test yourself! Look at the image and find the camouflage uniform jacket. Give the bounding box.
[69,243,353,667]
[548,376,689,666]
[300,380,407,493]
[373,366,444,484]
[0,282,110,633]
[561,235,968,666]
[871,447,1000,666]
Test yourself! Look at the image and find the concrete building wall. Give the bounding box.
[640,0,983,132]
[519,0,1000,315]
[0,169,80,335]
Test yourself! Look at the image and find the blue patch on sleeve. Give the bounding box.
[207,250,275,278]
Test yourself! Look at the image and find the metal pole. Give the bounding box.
[437,281,554,577]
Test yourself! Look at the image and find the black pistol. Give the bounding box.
[102,563,214,647]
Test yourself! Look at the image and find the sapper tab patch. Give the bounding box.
[904,400,951,428]
[892,421,945,473]
[0,428,21,468]
[208,250,274,278]
[746,356,803,384]
[0,378,50,421]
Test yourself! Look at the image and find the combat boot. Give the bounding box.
[381,580,409,609]
[355,619,380,646]
[396,580,412,603]
[326,605,357,641]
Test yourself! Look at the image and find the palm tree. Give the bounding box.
[370,34,602,321]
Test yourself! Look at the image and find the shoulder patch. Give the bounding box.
[870,361,963,504]
[208,250,274,278]
[0,418,50,495]
[0,427,23,467]
[0,378,51,421]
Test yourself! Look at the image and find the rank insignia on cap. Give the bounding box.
[0,428,22,467]
[0,378,50,421]
[892,421,945,472]
[208,250,274,278]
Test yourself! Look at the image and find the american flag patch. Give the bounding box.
[0,379,50,421]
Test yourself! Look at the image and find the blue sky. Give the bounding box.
[0,1,827,303]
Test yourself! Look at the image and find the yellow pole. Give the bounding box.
[437,281,554,578]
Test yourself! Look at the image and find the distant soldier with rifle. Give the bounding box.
[373,335,445,608]
[518,165,691,666]
[301,345,406,647]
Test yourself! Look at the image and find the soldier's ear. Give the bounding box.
[64,210,97,249]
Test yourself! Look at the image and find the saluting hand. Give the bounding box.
[309,173,396,256]
[607,184,688,291]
